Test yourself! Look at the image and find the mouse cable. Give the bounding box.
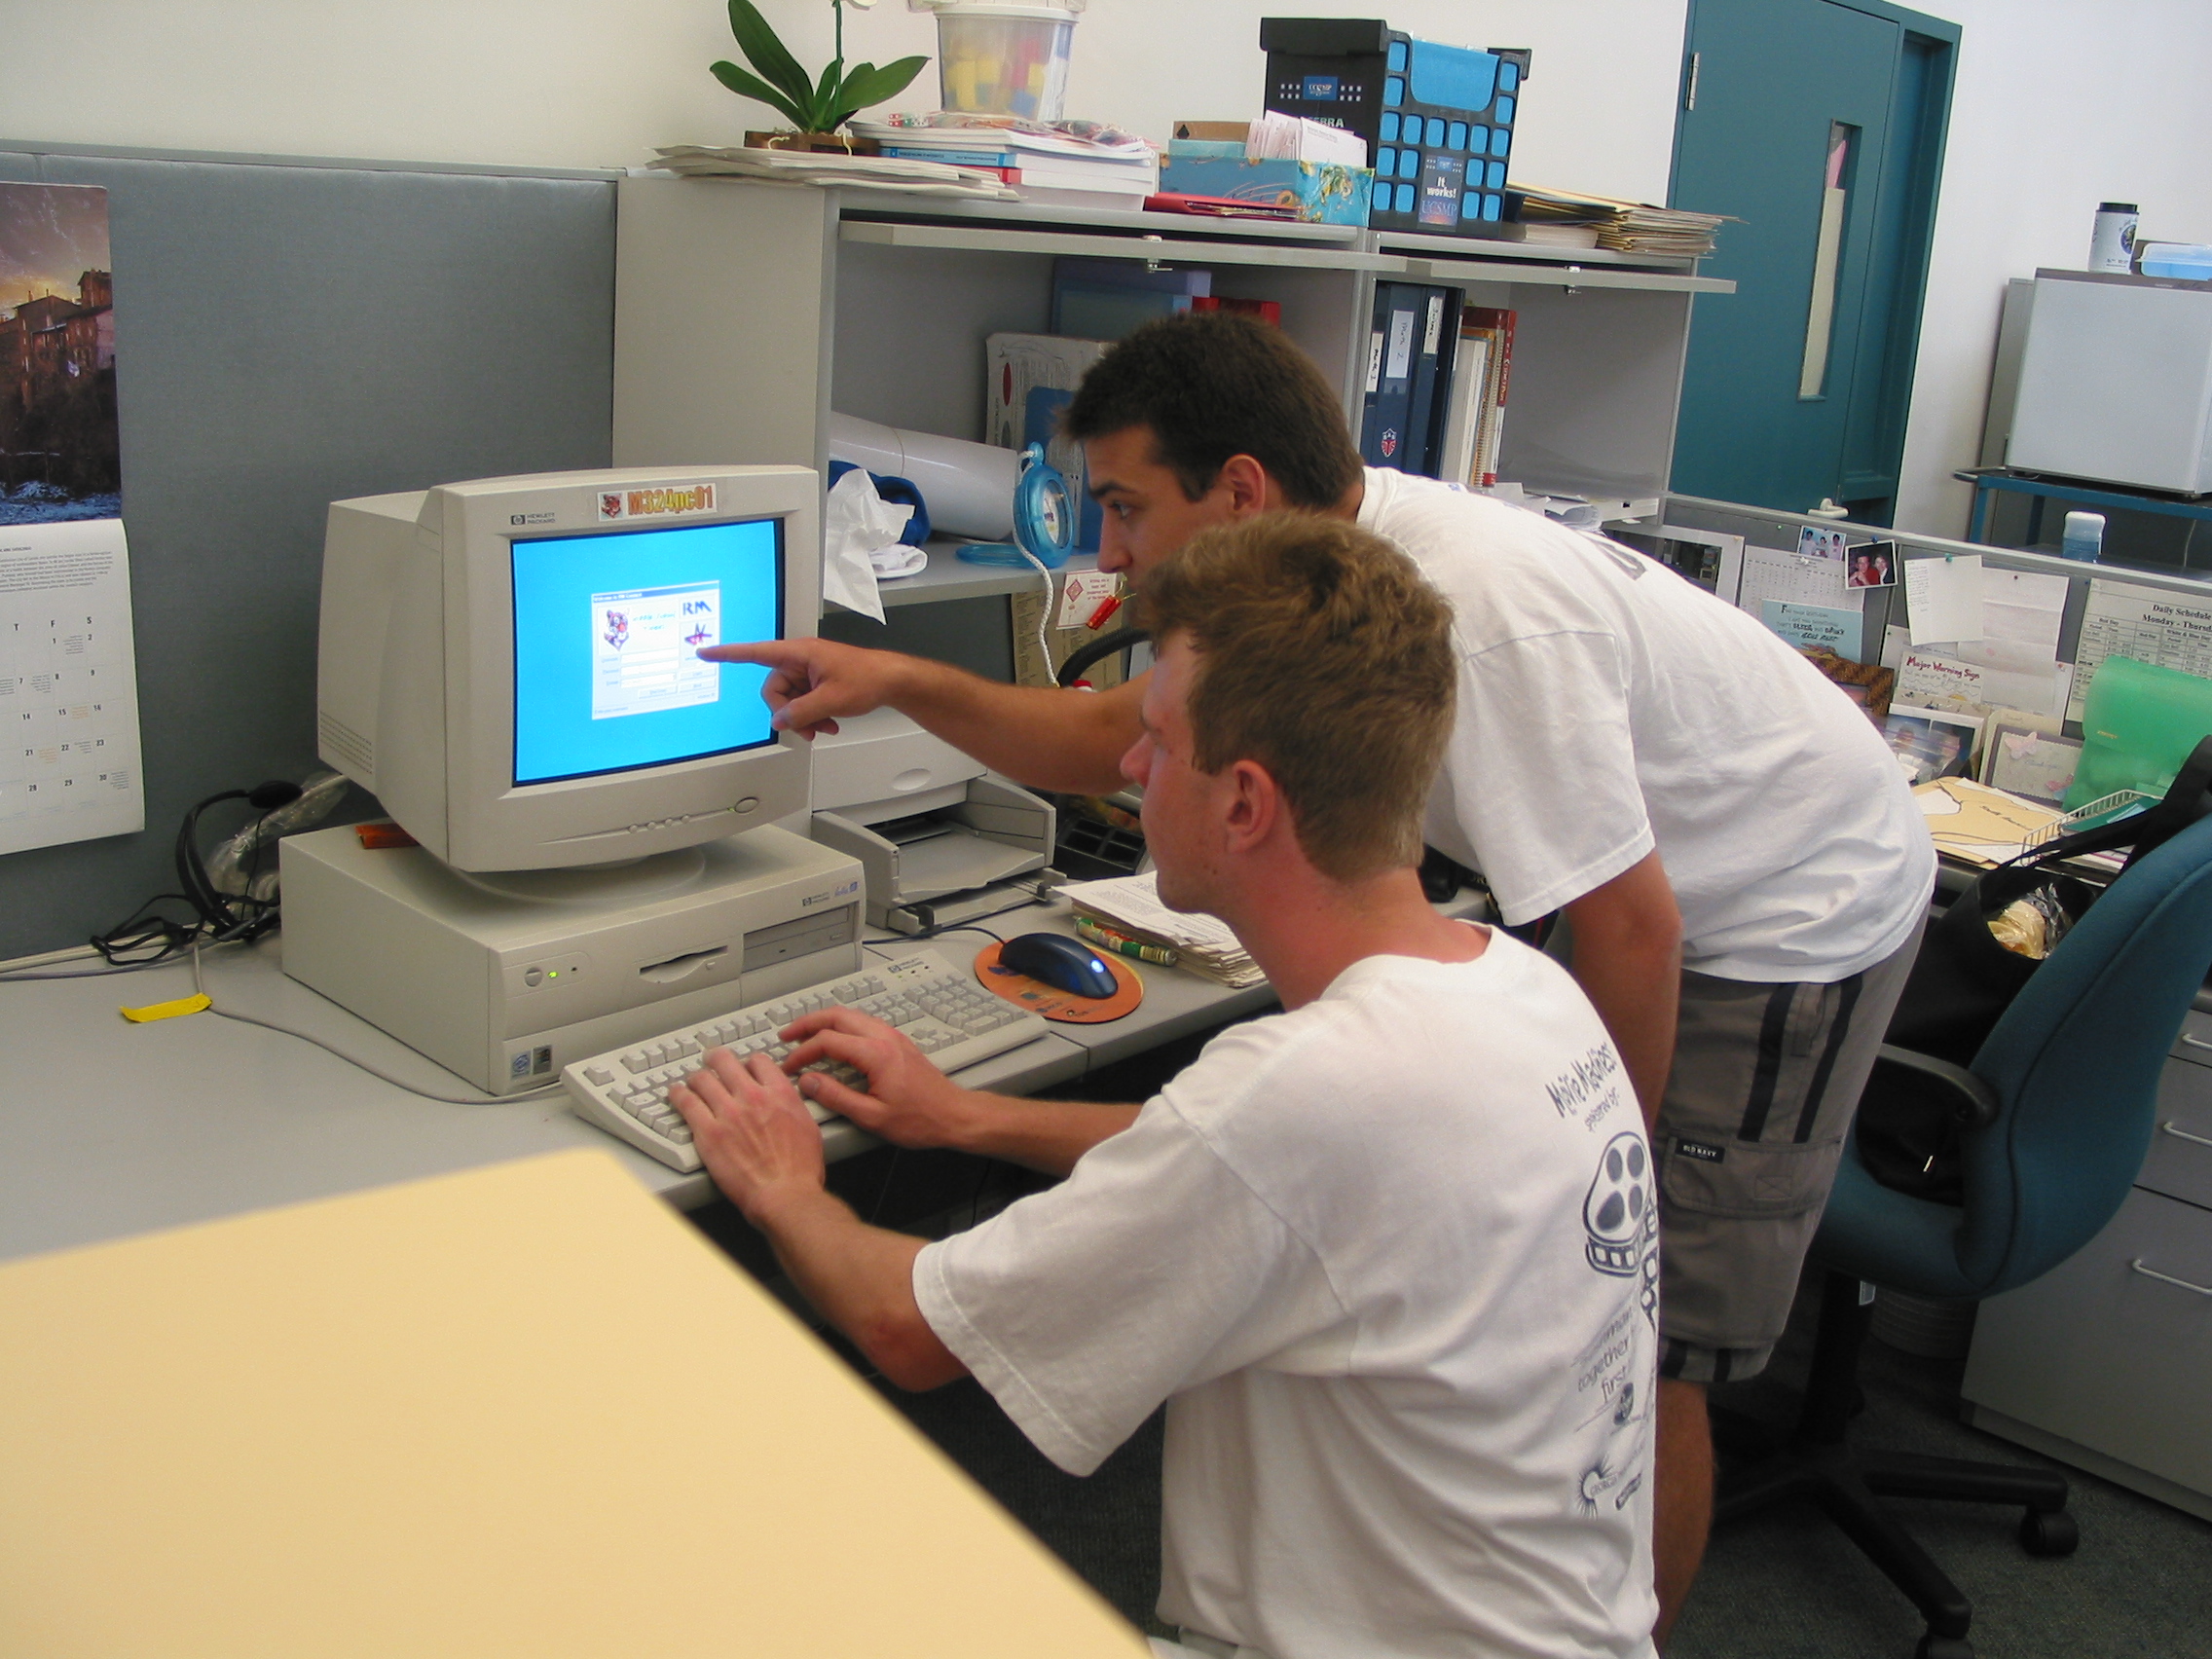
[188,945,568,1107]
[861,879,1057,947]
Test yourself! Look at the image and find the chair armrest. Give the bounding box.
[1873,1044,2002,1131]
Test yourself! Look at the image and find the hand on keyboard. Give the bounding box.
[667,1050,828,1223]
[776,1007,978,1151]
[560,947,1049,1174]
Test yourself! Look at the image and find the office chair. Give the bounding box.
[1714,811,2212,1659]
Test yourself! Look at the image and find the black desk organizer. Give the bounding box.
[1260,17,1530,238]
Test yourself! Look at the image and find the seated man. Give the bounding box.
[671,514,1661,1659]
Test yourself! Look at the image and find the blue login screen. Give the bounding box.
[510,517,782,786]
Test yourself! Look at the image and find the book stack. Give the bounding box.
[1508,184,1731,259]
[853,117,1159,211]
[1056,873,1267,989]
[1358,286,1516,487]
[651,145,1014,200]
[1437,305,1515,489]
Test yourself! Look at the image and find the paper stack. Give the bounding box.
[854,116,1158,210]
[1243,110,1369,167]
[1507,183,1731,258]
[651,145,1015,200]
[1056,872,1267,989]
[1913,777,2065,867]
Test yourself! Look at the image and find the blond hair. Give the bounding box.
[1138,513,1455,881]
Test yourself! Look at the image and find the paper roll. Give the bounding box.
[828,412,1018,540]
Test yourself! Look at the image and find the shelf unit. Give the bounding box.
[612,177,1733,526]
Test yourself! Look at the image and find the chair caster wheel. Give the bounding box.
[1915,1635,1973,1659]
[2020,1507,2079,1557]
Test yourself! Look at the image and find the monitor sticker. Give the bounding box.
[599,483,719,521]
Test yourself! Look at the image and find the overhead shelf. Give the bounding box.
[1374,227,1708,273]
[826,543,1102,612]
[1401,257,1734,295]
[838,218,1398,272]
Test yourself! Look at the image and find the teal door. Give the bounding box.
[1670,0,1957,522]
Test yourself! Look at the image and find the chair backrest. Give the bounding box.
[1953,811,2212,1290]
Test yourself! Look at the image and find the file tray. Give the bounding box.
[1259,18,1530,238]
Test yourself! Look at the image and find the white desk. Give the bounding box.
[0,895,1275,1263]
[0,1147,1152,1656]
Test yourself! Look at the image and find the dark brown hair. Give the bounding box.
[1065,313,1362,508]
[1139,512,1455,881]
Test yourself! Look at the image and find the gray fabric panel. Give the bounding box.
[0,149,614,958]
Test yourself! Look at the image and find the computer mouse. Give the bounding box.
[999,932,1121,1000]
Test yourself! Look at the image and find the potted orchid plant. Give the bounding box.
[712,0,929,152]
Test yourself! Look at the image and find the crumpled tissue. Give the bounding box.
[824,466,927,623]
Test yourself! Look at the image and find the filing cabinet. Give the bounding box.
[1961,1007,2212,1520]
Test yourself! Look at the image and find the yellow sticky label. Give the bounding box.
[119,993,212,1024]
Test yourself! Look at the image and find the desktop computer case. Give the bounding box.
[280,824,864,1094]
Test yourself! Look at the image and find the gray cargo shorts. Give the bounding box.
[1654,917,1925,1383]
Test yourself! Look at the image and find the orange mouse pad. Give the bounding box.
[974,941,1146,1023]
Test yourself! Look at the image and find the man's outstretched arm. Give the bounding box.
[700,637,1142,796]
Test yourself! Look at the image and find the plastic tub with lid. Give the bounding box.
[909,1,1084,122]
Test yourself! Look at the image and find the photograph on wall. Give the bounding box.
[1796,524,1849,567]
[0,183,119,524]
[1846,538,1899,589]
[1883,705,1981,787]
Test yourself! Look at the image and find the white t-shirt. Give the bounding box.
[914,931,1660,1659]
[1358,468,1935,982]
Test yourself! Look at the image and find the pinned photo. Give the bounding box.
[1846,539,1899,589]
[1796,524,1849,565]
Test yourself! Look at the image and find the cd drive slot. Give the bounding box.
[744,905,859,971]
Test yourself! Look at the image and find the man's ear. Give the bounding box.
[1221,756,1280,854]
[1217,455,1272,517]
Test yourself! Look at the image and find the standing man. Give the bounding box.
[678,516,1661,1658]
[706,313,1934,1640]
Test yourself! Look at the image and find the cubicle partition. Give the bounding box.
[1667,492,2212,702]
[0,142,618,960]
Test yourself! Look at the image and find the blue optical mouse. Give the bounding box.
[999,932,1121,1000]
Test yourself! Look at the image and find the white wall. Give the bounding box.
[9,2,2209,539]
[1895,0,2212,535]
[0,2,1685,201]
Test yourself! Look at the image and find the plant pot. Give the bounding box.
[745,130,880,156]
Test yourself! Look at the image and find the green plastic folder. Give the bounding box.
[2068,654,2212,810]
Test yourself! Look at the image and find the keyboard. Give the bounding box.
[561,946,1049,1172]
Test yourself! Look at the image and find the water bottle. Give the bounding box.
[2089,203,2138,274]
[2061,510,2105,562]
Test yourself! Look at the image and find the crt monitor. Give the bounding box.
[317,466,820,872]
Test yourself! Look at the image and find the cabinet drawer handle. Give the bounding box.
[2131,1258,2212,1297]
[2182,1033,2212,1051]
[2163,1120,2212,1149]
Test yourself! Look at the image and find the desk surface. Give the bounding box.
[0,897,1274,1263]
[0,1147,1150,1657]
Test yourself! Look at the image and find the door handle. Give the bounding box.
[2130,1259,2212,1297]
[2180,1032,2212,1051]
[2161,1120,2212,1149]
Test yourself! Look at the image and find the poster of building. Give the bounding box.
[0,182,144,854]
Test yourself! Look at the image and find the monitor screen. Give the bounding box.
[509,517,782,786]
